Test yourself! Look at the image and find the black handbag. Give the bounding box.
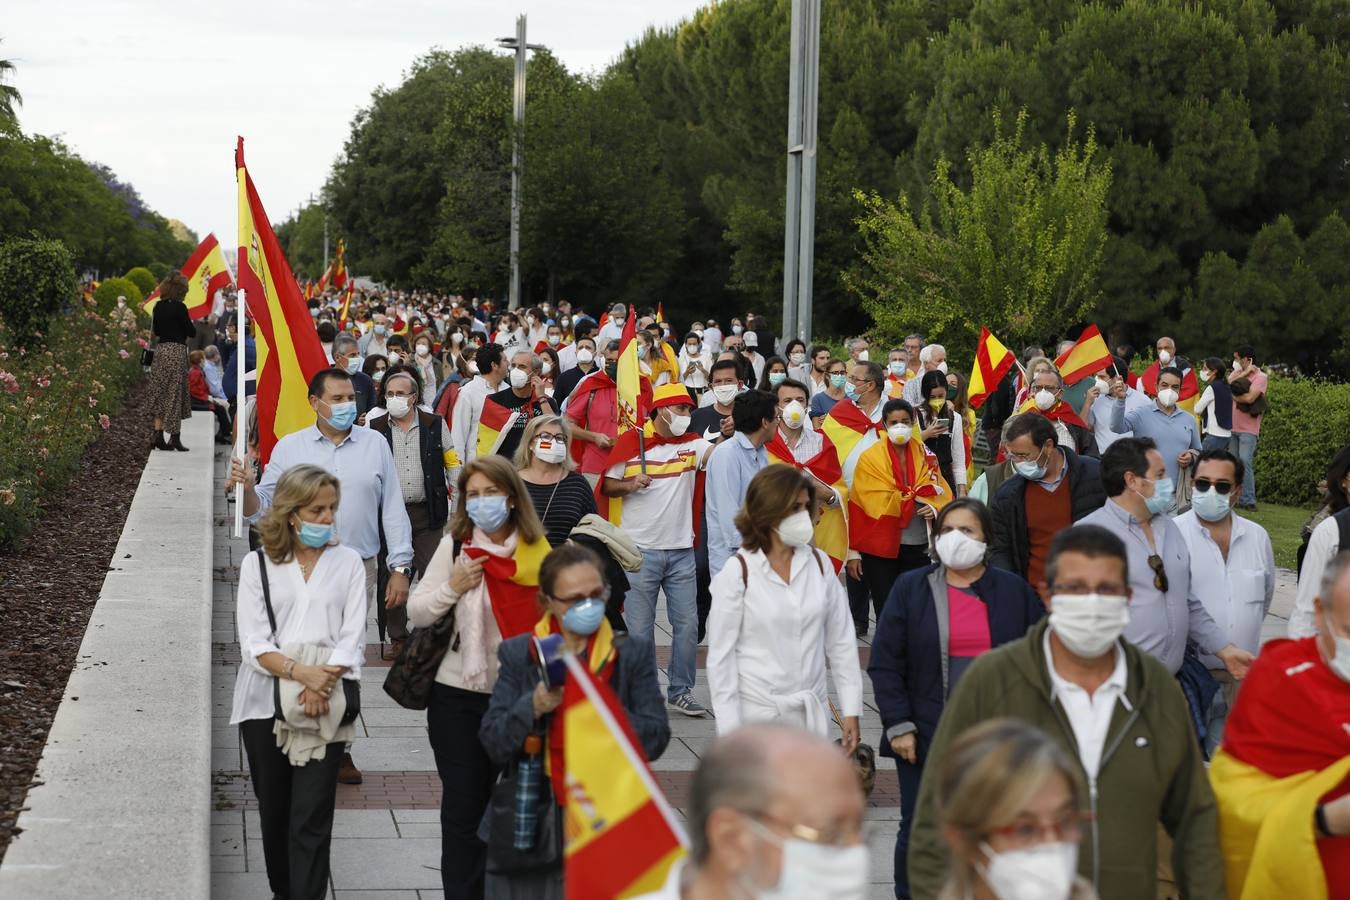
[383,540,461,710]
[483,761,562,875]
[255,548,360,725]
[140,347,155,367]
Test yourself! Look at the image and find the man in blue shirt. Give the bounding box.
[1108,366,1200,510]
[704,390,778,578]
[226,367,414,784]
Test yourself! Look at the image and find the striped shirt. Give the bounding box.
[605,438,712,550]
[388,415,454,504]
[523,473,599,547]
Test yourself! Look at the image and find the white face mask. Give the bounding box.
[886,423,913,445]
[385,395,412,418]
[712,384,739,405]
[789,351,806,365]
[468,361,479,375]
[1094,376,1111,394]
[509,368,531,390]
[1232,359,1243,373]
[576,348,594,365]
[781,400,807,431]
[416,345,431,357]
[541,361,553,376]
[1049,593,1129,658]
[935,360,948,375]
[1034,389,1057,411]
[1158,349,1172,365]
[935,530,986,570]
[741,819,870,900]
[731,324,743,335]
[1157,387,1179,408]
[1198,369,1211,383]
[776,510,815,548]
[855,349,869,361]
[981,840,1078,900]
[664,411,690,437]
[533,437,566,465]
[387,352,402,364]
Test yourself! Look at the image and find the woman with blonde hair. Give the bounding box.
[147,271,194,451]
[229,463,368,900]
[934,718,1097,900]
[408,455,551,899]
[707,465,862,748]
[514,415,597,548]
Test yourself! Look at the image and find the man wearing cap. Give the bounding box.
[740,332,766,385]
[603,383,716,718]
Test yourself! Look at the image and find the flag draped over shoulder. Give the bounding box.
[142,233,234,320]
[968,327,1016,409]
[765,432,849,572]
[1053,324,1112,385]
[560,654,686,899]
[1139,360,1201,401]
[476,395,522,458]
[236,137,329,466]
[849,436,951,558]
[1015,398,1090,430]
[462,536,549,639]
[821,399,885,488]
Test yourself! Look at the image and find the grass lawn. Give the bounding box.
[1237,501,1317,570]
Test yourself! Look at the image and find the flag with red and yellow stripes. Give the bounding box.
[821,399,885,488]
[143,233,234,320]
[967,327,1016,409]
[849,435,951,559]
[561,653,686,899]
[1054,324,1112,385]
[597,307,646,524]
[765,432,849,572]
[463,536,549,638]
[236,137,329,466]
[476,395,522,459]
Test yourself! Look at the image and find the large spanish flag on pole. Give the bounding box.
[237,137,329,466]
[142,233,234,320]
[560,654,686,899]
[1053,324,1113,385]
[597,307,648,525]
[967,327,1017,409]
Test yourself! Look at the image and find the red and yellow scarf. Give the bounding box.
[532,612,618,804]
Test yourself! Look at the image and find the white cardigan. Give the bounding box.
[706,546,863,735]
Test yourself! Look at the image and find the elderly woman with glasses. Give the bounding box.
[513,415,598,548]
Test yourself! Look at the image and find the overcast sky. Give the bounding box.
[6,0,708,250]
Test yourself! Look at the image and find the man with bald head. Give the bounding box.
[636,724,869,899]
[1209,550,1350,896]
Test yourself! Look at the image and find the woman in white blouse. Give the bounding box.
[678,331,713,399]
[229,463,367,900]
[707,465,862,750]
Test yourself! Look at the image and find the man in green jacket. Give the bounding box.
[907,524,1225,900]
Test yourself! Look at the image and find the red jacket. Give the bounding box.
[188,366,210,403]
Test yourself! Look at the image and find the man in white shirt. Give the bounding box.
[1088,359,1151,453]
[1174,448,1275,753]
[702,319,723,355]
[596,302,628,346]
[901,343,948,406]
[740,332,766,385]
[774,378,822,462]
[449,343,507,465]
[1290,506,1350,638]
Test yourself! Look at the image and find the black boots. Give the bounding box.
[169,433,189,452]
[153,431,171,451]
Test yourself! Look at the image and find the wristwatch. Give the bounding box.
[390,565,414,579]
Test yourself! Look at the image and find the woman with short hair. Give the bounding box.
[707,465,862,746]
[513,415,597,548]
[408,456,551,899]
[230,464,367,900]
[935,718,1097,900]
[147,271,194,451]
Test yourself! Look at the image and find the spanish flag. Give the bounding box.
[1053,324,1112,385]
[849,434,951,558]
[337,282,355,331]
[821,399,885,488]
[597,308,647,524]
[142,233,234,321]
[1139,360,1201,401]
[463,536,549,638]
[317,238,348,293]
[766,432,849,572]
[560,653,686,899]
[476,394,522,459]
[655,302,664,324]
[967,327,1016,409]
[236,137,329,465]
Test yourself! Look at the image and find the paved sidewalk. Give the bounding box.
[208,442,1301,899]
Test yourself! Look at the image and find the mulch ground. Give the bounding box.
[0,381,155,861]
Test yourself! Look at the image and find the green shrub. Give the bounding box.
[0,237,79,349]
[124,266,158,297]
[147,261,171,281]
[92,277,143,315]
[0,306,145,547]
[1254,375,1350,505]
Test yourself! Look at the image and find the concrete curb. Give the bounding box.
[0,416,215,899]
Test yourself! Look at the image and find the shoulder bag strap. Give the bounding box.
[255,548,278,641]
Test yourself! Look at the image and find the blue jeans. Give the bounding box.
[1201,433,1230,452]
[1229,432,1258,505]
[624,547,698,700]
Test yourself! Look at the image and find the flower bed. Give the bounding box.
[0,306,146,548]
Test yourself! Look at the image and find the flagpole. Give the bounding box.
[234,288,246,539]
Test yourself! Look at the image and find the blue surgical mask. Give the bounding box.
[295,519,333,548]
[830,373,847,390]
[343,356,362,375]
[1191,487,1232,522]
[561,597,606,636]
[1013,447,1048,481]
[322,400,357,431]
[466,495,511,533]
[373,324,387,336]
[843,380,860,400]
[768,372,786,388]
[1138,476,1175,516]
[888,362,906,377]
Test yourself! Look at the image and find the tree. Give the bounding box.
[0,38,20,129]
[844,110,1111,361]
[274,204,328,279]
[124,266,157,297]
[0,238,77,347]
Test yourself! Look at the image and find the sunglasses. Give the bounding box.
[1147,554,1169,593]
[1193,478,1234,495]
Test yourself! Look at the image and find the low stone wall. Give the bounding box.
[0,415,216,899]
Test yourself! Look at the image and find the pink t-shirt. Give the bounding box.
[1230,369,1267,434]
[948,586,993,657]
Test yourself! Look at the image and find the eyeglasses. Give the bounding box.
[536,432,566,444]
[746,812,869,848]
[987,810,1090,849]
[1147,554,1169,592]
[1193,478,1234,494]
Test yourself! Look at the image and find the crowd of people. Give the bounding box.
[205,286,1349,900]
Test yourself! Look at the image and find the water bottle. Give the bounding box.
[513,733,544,851]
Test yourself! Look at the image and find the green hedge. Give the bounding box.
[1255,375,1350,505]
[0,237,79,348]
[0,306,145,547]
[92,277,143,315]
[124,266,158,297]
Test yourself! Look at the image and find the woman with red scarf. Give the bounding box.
[478,543,670,898]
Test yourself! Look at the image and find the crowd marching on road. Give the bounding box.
[178,283,1350,900]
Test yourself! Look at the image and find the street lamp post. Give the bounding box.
[781,0,821,347]
[498,15,545,312]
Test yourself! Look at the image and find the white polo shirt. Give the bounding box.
[1174,510,1274,666]
[1044,629,1130,779]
